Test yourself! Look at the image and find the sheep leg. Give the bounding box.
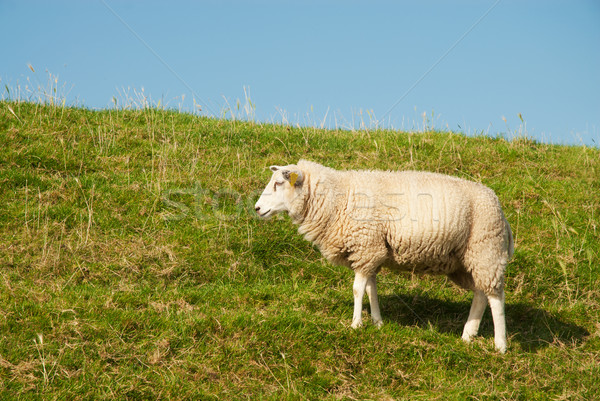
[488,290,507,353]
[461,290,487,342]
[351,272,369,328]
[365,275,383,327]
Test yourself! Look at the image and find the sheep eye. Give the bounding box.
[273,181,284,191]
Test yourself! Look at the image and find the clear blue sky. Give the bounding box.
[1,0,599,146]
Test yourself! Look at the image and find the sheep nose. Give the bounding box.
[255,206,261,213]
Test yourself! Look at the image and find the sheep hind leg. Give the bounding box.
[488,290,507,353]
[351,272,369,328]
[365,275,383,328]
[461,290,487,343]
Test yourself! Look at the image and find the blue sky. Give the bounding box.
[1,0,599,146]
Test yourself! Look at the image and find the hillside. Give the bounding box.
[0,101,599,399]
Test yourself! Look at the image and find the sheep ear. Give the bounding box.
[282,169,304,187]
[270,165,280,172]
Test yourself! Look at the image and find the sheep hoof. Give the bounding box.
[351,320,363,329]
[373,320,384,328]
[461,333,474,343]
[495,342,507,354]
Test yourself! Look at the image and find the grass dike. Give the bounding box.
[0,100,599,399]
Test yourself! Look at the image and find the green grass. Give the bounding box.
[1,100,599,400]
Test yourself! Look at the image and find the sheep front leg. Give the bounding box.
[351,272,369,328]
[366,275,383,327]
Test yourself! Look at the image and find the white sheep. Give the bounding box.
[255,160,514,353]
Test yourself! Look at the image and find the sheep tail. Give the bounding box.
[505,219,515,260]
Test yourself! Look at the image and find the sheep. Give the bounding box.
[254,160,514,353]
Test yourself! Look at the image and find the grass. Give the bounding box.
[0,99,599,400]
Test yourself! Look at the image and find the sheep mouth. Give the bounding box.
[257,209,272,218]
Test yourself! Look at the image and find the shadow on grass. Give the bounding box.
[377,293,589,352]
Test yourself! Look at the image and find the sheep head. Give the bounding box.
[255,164,304,219]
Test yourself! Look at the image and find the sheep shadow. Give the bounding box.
[376,293,589,352]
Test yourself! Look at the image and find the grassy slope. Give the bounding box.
[0,101,599,400]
